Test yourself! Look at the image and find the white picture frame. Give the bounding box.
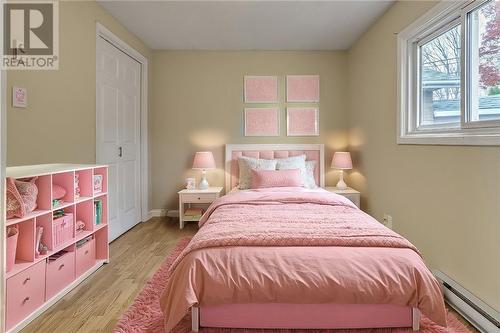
[12,86,27,108]
[244,76,279,103]
[244,107,280,137]
[286,75,320,103]
[286,107,319,136]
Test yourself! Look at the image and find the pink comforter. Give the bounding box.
[160,189,446,332]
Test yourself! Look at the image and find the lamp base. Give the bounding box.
[336,170,348,190]
[336,179,347,190]
[199,170,209,190]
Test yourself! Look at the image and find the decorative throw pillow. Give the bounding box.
[15,177,38,214]
[276,155,312,187]
[6,178,25,219]
[52,184,66,200]
[251,169,302,189]
[304,160,318,189]
[238,156,277,189]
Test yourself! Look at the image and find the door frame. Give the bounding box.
[96,23,149,224]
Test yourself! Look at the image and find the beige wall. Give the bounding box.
[6,1,151,166]
[151,51,349,209]
[347,1,500,311]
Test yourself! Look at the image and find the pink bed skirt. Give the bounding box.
[198,303,417,330]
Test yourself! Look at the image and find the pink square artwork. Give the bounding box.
[287,107,319,136]
[244,76,278,103]
[245,108,280,136]
[286,75,320,102]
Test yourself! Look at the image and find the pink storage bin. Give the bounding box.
[46,251,75,300]
[53,213,74,248]
[6,228,19,272]
[76,238,96,277]
[6,260,46,330]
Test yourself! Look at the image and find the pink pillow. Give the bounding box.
[52,184,66,200]
[15,178,38,214]
[6,178,25,219]
[6,177,39,219]
[251,169,302,189]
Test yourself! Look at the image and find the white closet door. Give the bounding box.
[96,36,142,242]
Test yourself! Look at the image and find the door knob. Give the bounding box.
[118,146,123,157]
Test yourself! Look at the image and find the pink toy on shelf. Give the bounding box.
[76,220,85,234]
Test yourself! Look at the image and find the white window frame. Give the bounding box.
[398,0,500,145]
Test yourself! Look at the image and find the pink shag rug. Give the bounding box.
[114,238,473,333]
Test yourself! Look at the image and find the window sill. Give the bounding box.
[398,132,500,146]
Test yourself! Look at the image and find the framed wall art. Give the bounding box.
[286,107,319,136]
[286,75,319,102]
[244,76,278,103]
[244,107,280,136]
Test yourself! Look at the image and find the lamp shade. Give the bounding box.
[331,152,353,170]
[192,151,216,170]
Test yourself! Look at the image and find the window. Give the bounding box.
[420,24,462,128]
[466,0,500,125]
[398,0,500,145]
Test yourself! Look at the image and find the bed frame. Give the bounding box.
[192,305,421,331]
[191,143,421,331]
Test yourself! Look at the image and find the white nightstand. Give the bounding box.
[178,187,223,229]
[324,187,361,209]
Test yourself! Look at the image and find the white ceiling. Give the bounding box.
[98,1,394,51]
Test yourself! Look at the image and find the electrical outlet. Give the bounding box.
[382,214,393,229]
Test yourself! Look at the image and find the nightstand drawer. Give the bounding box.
[182,193,218,203]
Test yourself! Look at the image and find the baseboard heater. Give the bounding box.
[433,270,500,333]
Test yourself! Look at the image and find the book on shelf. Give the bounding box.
[184,208,203,216]
[94,200,102,225]
[184,208,203,220]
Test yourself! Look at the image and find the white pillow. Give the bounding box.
[275,155,306,170]
[238,156,277,189]
[276,155,318,188]
[304,160,318,189]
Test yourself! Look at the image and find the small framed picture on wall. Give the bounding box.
[286,107,319,136]
[244,107,280,136]
[12,86,28,108]
[286,75,320,102]
[244,76,278,103]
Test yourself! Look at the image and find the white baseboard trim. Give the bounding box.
[167,210,179,218]
[433,270,499,333]
[149,209,168,217]
[148,209,180,219]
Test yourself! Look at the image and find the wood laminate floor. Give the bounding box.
[21,217,478,333]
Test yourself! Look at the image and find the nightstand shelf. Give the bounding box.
[324,187,361,208]
[178,187,223,229]
[182,216,201,222]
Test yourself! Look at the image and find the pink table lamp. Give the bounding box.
[331,152,352,190]
[192,151,216,190]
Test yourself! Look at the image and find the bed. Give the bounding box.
[160,144,446,332]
